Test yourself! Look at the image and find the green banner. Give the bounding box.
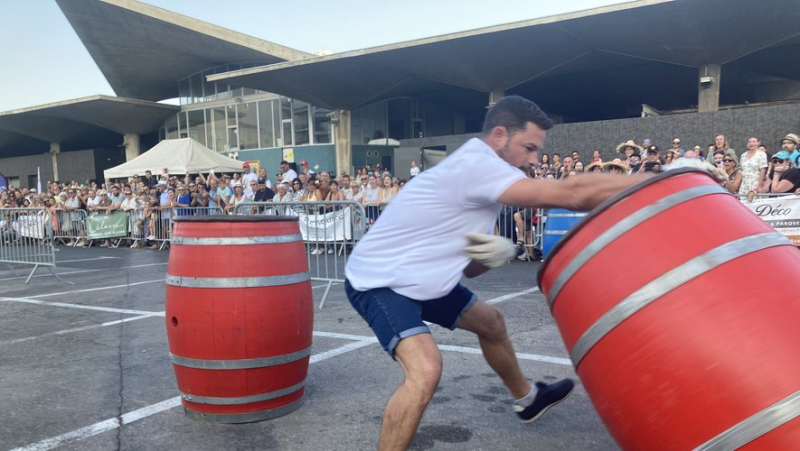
[87,211,128,239]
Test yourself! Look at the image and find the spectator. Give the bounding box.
[557,156,574,179]
[280,160,298,183]
[215,177,233,210]
[379,175,398,203]
[707,134,736,164]
[616,140,643,159]
[253,180,275,202]
[63,188,81,246]
[175,185,192,216]
[273,183,291,202]
[769,151,800,194]
[300,159,314,176]
[257,167,272,190]
[641,138,652,149]
[670,138,686,157]
[603,158,628,174]
[290,178,305,201]
[327,180,345,201]
[721,154,743,194]
[585,161,602,173]
[571,150,580,164]
[143,170,158,187]
[665,148,679,164]
[227,184,249,214]
[574,161,584,173]
[410,161,420,178]
[349,181,362,202]
[781,133,800,167]
[540,153,550,166]
[591,150,602,164]
[121,188,143,247]
[628,153,642,174]
[738,137,768,196]
[241,163,258,196]
[552,153,562,173]
[361,175,381,224]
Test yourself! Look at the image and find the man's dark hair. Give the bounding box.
[482,95,553,136]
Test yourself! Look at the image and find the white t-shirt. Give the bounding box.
[345,138,525,300]
[242,172,258,196]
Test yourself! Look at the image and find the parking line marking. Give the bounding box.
[11,338,378,451]
[29,279,164,298]
[0,297,165,317]
[58,257,119,263]
[486,287,540,304]
[0,315,154,346]
[0,263,167,282]
[437,344,572,366]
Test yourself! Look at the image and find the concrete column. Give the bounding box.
[489,90,505,107]
[698,64,721,112]
[123,134,141,161]
[334,109,352,175]
[49,142,61,183]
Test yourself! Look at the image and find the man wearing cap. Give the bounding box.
[300,159,316,176]
[280,160,298,186]
[780,133,800,167]
[670,138,686,157]
[253,179,275,203]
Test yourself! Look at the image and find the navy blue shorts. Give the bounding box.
[344,279,478,359]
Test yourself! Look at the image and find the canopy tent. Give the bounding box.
[103,138,243,179]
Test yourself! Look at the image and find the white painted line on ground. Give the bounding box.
[0,315,155,346]
[0,297,165,317]
[0,262,167,282]
[313,330,377,341]
[486,287,540,304]
[436,344,572,366]
[29,279,164,299]
[11,339,377,451]
[58,257,119,263]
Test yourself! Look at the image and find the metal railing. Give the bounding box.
[0,207,62,283]
[234,200,368,308]
[496,206,544,261]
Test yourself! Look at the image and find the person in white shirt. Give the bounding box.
[241,163,258,197]
[280,160,298,188]
[344,96,647,450]
[409,160,420,177]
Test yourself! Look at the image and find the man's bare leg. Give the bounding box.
[378,333,443,451]
[457,300,531,399]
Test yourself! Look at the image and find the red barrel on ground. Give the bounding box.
[538,168,800,449]
[165,216,313,423]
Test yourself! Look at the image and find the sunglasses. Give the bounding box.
[773,158,786,164]
[124,192,132,195]
[723,159,734,163]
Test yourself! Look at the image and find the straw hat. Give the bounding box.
[603,158,629,172]
[616,140,643,155]
[584,161,603,172]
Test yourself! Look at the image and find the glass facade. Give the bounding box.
[161,62,482,154]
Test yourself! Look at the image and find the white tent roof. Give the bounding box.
[103,138,244,179]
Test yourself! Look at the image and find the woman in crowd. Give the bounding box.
[768,150,800,194]
[227,184,248,214]
[584,161,602,173]
[273,183,292,202]
[738,137,767,196]
[709,134,737,164]
[361,175,382,224]
[574,161,584,173]
[540,153,550,166]
[721,153,743,194]
[290,178,305,202]
[603,158,628,175]
[379,175,397,204]
[326,180,345,201]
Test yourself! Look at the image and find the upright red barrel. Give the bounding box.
[538,168,800,449]
[166,216,313,423]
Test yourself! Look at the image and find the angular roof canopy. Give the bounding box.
[211,0,800,117]
[56,0,312,102]
[0,96,179,157]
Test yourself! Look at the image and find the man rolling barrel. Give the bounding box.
[344,96,647,450]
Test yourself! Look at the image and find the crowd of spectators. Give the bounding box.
[0,159,416,249]
[532,133,800,197]
[3,132,799,251]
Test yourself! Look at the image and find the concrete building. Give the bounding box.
[2,0,800,187]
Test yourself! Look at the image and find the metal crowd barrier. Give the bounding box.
[496,206,543,261]
[234,200,368,308]
[0,207,63,283]
[52,208,88,247]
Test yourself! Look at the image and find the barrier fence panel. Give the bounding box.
[52,208,88,247]
[0,207,60,283]
[235,201,367,308]
[496,206,543,261]
[738,193,800,246]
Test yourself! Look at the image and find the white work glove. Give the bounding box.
[464,233,517,268]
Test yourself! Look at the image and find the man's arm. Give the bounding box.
[498,173,650,211]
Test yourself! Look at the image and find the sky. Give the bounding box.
[0,0,628,112]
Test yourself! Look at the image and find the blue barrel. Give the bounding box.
[542,209,588,257]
